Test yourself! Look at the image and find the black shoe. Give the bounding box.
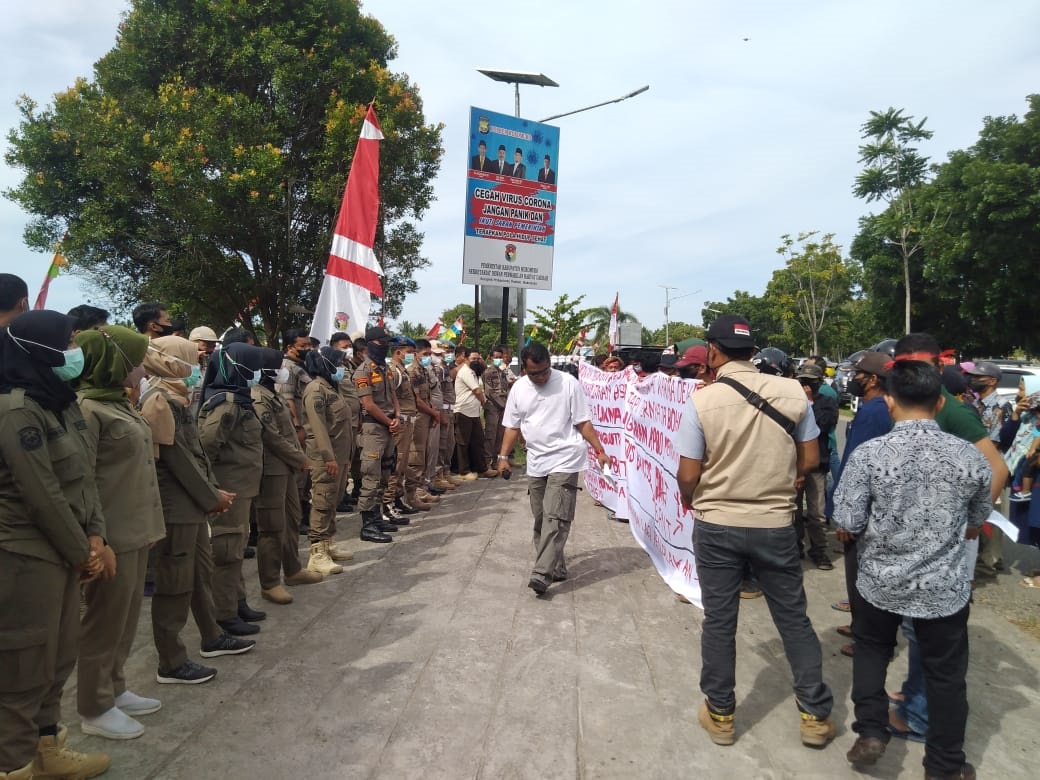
[299,524,310,536]
[425,485,446,496]
[217,617,261,636]
[812,556,834,571]
[846,736,887,766]
[200,633,256,658]
[156,660,217,685]
[393,497,420,515]
[375,520,399,533]
[237,600,266,622]
[336,500,354,513]
[382,502,405,521]
[551,573,568,582]
[360,526,393,543]
[528,577,548,595]
[243,546,256,559]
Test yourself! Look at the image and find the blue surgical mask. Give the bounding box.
[420,356,432,367]
[52,347,85,381]
[493,358,503,367]
[445,354,455,365]
[183,365,202,388]
[246,369,261,388]
[332,367,346,382]
[404,353,415,366]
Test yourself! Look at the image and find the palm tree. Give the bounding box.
[585,303,638,342]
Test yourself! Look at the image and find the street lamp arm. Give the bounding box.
[539,85,649,122]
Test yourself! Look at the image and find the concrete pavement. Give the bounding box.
[62,473,1040,779]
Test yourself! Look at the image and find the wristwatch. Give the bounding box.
[497,454,509,461]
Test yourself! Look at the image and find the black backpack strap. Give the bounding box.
[715,376,797,438]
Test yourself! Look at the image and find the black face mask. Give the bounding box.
[367,342,388,364]
[471,361,485,377]
[678,367,697,380]
[969,379,991,393]
[155,322,176,337]
[847,377,867,398]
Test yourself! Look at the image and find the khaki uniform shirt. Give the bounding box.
[389,359,418,417]
[251,384,308,476]
[301,378,351,463]
[428,364,444,412]
[440,361,456,408]
[0,389,105,566]
[409,361,432,408]
[198,394,264,499]
[78,397,166,553]
[354,358,395,416]
[276,356,310,424]
[336,376,362,432]
[483,364,509,410]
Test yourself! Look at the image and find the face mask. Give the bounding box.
[632,363,643,374]
[183,365,202,388]
[332,367,346,382]
[420,356,432,367]
[403,353,415,366]
[52,347,85,381]
[493,358,503,367]
[246,370,261,388]
[345,348,354,360]
[367,342,388,363]
[155,322,176,338]
[445,354,455,365]
[969,379,990,393]
[846,377,866,398]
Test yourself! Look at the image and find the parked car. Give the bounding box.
[979,360,1040,403]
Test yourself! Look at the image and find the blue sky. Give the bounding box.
[2,0,1038,335]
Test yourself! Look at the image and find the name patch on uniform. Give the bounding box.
[370,371,383,384]
[19,426,43,451]
[355,376,370,389]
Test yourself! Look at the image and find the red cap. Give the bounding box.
[675,345,708,368]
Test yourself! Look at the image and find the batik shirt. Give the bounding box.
[976,392,1012,442]
[833,419,991,619]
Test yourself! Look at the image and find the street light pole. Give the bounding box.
[659,285,700,347]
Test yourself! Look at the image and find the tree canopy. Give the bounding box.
[5,0,443,345]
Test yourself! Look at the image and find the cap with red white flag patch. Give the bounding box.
[706,314,756,349]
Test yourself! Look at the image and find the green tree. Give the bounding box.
[585,301,637,343]
[528,293,591,354]
[5,0,443,346]
[393,320,428,340]
[702,291,785,350]
[852,107,936,334]
[766,232,852,355]
[643,321,704,345]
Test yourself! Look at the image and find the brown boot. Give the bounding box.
[0,761,33,779]
[328,541,354,561]
[284,568,323,586]
[307,541,343,575]
[416,489,441,504]
[34,725,110,779]
[261,585,293,604]
[405,492,433,511]
[433,477,457,490]
[698,701,735,746]
[799,710,836,747]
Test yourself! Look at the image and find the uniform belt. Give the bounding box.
[442,404,451,410]
[399,414,418,423]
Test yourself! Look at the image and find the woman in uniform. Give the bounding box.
[75,325,166,740]
[0,310,110,780]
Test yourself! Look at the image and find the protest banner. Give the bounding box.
[579,363,701,606]
[461,107,559,291]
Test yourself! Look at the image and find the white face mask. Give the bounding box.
[345,348,354,360]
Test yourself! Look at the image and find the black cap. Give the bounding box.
[964,361,1002,380]
[365,325,391,341]
[478,140,486,147]
[515,147,523,155]
[498,144,506,151]
[706,315,755,349]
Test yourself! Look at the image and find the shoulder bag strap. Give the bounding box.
[715,376,797,438]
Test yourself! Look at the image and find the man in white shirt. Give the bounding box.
[497,342,611,595]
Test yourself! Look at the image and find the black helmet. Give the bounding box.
[753,347,792,377]
[870,339,898,358]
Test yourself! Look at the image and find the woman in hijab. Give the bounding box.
[198,342,266,635]
[140,336,251,686]
[301,346,354,574]
[251,348,319,602]
[0,310,110,779]
[75,326,167,740]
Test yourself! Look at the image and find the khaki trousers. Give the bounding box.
[409,416,430,490]
[0,550,80,771]
[256,472,304,588]
[308,456,350,542]
[796,471,828,558]
[483,404,504,464]
[152,523,222,672]
[438,412,455,472]
[358,422,395,511]
[528,472,580,584]
[385,417,416,502]
[426,415,441,481]
[78,545,149,717]
[210,499,252,621]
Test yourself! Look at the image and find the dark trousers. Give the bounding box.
[454,412,486,474]
[693,521,833,717]
[851,597,970,776]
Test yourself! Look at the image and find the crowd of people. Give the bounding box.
[0,273,547,780]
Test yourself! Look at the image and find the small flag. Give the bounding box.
[310,104,385,345]
[525,324,540,347]
[608,293,619,352]
[377,314,385,328]
[33,249,68,310]
[426,318,444,339]
[449,316,465,338]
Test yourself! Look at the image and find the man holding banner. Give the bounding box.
[675,315,835,748]
[497,342,610,596]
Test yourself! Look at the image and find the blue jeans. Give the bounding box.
[824,449,840,519]
[693,521,833,717]
[897,618,929,734]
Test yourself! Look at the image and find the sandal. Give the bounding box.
[836,625,853,638]
[831,599,851,612]
[1021,577,1040,588]
[840,644,854,657]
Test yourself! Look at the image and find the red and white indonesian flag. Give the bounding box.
[608,292,619,352]
[310,105,384,344]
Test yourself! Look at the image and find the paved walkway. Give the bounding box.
[62,473,1040,779]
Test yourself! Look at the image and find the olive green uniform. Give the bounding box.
[198,394,263,622]
[345,355,365,497]
[483,363,509,466]
[426,362,445,482]
[145,386,226,674]
[439,363,457,473]
[408,360,436,491]
[354,358,396,511]
[0,391,105,771]
[385,358,419,503]
[76,397,165,718]
[301,378,352,542]
[251,384,309,588]
[277,356,312,519]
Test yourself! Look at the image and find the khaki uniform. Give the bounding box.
[277,357,312,518]
[483,363,509,462]
[408,360,435,492]
[198,394,263,622]
[439,361,457,473]
[301,378,351,542]
[251,385,309,588]
[345,355,366,498]
[145,387,225,673]
[0,391,104,771]
[426,363,445,481]
[76,397,165,719]
[354,358,396,512]
[385,358,419,503]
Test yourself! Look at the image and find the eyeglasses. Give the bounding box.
[527,366,551,378]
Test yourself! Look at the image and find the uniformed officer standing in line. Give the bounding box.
[424,340,448,491]
[384,337,426,516]
[140,336,252,687]
[75,326,167,741]
[301,347,355,574]
[344,334,367,506]
[483,345,510,468]
[354,326,403,542]
[198,343,266,636]
[408,339,445,507]
[276,329,314,533]
[0,310,111,780]
[329,333,362,511]
[252,348,322,601]
[436,342,465,485]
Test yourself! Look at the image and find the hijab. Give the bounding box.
[140,335,198,449]
[75,325,149,403]
[1005,375,1040,473]
[305,346,345,386]
[203,342,265,407]
[0,310,77,413]
[258,347,283,392]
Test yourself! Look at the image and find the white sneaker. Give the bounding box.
[80,707,145,740]
[1010,490,1032,503]
[113,690,162,716]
